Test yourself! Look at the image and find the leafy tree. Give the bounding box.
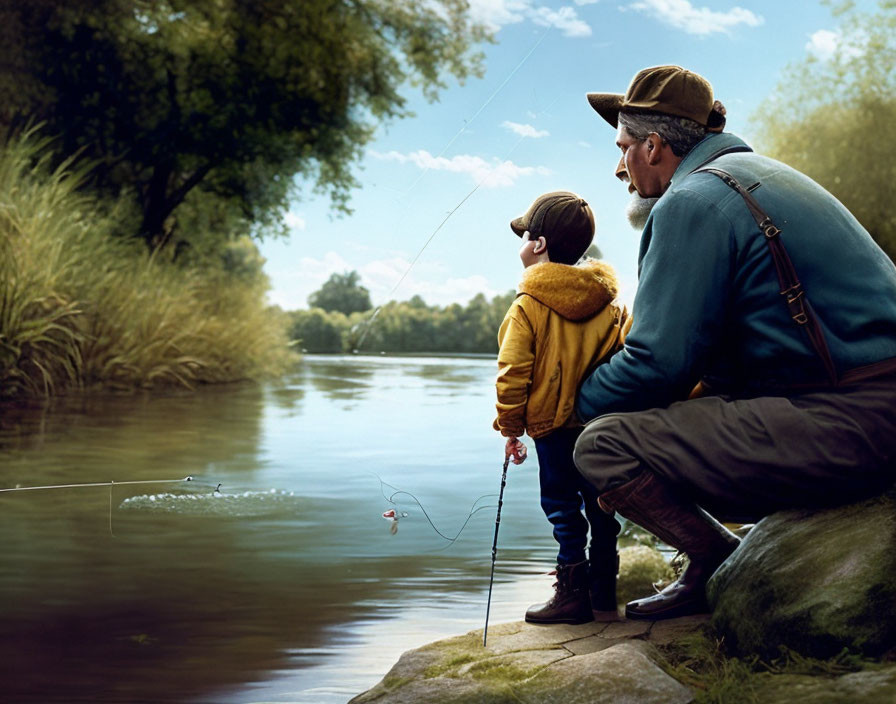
[0,0,488,249]
[308,270,372,315]
[753,0,896,259]
[289,308,346,353]
[219,235,268,284]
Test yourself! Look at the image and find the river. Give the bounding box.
[0,355,565,703]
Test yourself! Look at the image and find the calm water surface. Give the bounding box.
[0,355,563,703]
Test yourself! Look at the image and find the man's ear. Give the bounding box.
[645,133,665,165]
[532,236,548,254]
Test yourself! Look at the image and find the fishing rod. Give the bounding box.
[0,476,194,493]
[351,116,554,353]
[483,454,510,647]
[0,476,197,537]
[351,29,554,353]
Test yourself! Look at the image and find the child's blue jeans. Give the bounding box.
[534,426,620,567]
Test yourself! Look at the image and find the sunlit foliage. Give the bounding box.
[753,0,896,259]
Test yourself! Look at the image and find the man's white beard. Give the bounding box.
[626,193,660,230]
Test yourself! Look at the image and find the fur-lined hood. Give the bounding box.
[517,259,619,321]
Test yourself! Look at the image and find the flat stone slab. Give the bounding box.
[646,614,711,645]
[563,634,625,656]
[599,618,652,639]
[350,616,704,703]
[456,648,572,677]
[515,641,694,704]
[484,620,611,655]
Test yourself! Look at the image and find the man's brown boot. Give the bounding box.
[525,560,594,625]
[598,471,740,620]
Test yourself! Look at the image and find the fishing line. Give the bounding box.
[373,473,497,546]
[351,29,554,352]
[0,476,195,538]
[392,25,552,202]
[352,109,554,352]
[0,476,194,492]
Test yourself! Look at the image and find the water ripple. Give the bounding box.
[119,488,299,516]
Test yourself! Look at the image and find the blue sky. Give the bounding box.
[260,0,871,311]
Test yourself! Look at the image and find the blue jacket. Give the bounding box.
[577,132,896,420]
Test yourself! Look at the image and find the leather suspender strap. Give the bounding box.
[695,167,840,387]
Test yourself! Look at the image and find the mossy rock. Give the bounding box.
[748,667,896,704]
[708,488,896,658]
[350,625,694,704]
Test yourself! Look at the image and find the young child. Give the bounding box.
[494,190,630,624]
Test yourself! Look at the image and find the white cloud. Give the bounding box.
[501,120,550,138]
[577,140,592,148]
[267,251,500,309]
[283,210,306,231]
[468,0,592,37]
[360,257,500,305]
[805,29,862,61]
[624,0,763,36]
[370,149,551,188]
[266,251,351,309]
[530,5,592,36]
[806,29,839,60]
[467,0,529,32]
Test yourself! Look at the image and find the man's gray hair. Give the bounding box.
[618,111,707,157]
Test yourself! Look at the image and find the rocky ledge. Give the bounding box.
[352,487,896,703]
[350,613,896,703]
[350,615,703,704]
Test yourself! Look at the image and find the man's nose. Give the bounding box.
[615,155,627,182]
[615,156,635,193]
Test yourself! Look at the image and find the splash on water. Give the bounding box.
[119,488,299,517]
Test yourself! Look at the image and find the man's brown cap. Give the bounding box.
[587,65,723,129]
[510,191,595,265]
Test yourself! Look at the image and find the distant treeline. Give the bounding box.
[288,292,516,355]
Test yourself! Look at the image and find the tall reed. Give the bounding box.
[0,132,291,398]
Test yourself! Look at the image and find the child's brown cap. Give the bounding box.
[510,191,595,265]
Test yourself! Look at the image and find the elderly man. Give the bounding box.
[575,65,896,621]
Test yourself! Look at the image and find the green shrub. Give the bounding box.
[0,131,291,397]
[288,308,348,353]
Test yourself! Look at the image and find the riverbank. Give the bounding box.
[350,615,896,703]
[353,487,896,703]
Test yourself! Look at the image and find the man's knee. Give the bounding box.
[573,414,644,493]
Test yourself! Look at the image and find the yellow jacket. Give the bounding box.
[494,260,630,439]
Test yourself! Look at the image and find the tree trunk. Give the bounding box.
[139,161,214,251]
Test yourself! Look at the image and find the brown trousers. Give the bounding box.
[573,377,896,522]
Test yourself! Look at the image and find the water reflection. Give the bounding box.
[267,383,306,413]
[0,355,558,703]
[302,356,377,403]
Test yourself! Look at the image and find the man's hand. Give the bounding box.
[505,437,528,465]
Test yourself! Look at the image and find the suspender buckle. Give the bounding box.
[781,284,808,324]
[761,221,781,239]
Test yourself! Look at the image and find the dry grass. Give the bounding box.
[0,131,291,398]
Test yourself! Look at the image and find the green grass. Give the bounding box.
[0,131,291,398]
[659,628,875,704]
